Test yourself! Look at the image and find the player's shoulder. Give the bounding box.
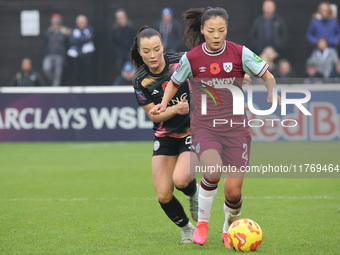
[132,65,148,89]
[226,40,244,51]
[226,40,245,59]
[165,52,185,64]
[186,43,204,59]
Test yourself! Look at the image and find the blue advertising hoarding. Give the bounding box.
[0,85,339,142]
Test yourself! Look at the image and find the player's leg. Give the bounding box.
[193,148,223,245]
[152,136,195,243]
[171,151,197,242]
[198,149,223,222]
[192,131,223,245]
[221,136,250,248]
[222,177,243,248]
[173,136,199,222]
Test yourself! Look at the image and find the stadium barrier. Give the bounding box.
[0,85,339,142]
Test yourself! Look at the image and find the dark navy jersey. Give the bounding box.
[133,53,190,138]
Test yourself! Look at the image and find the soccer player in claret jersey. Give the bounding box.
[131,26,199,243]
[150,7,279,247]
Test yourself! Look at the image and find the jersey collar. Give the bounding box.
[202,41,226,56]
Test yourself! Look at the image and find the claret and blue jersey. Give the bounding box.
[171,40,269,137]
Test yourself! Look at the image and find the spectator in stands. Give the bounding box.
[249,0,288,54]
[154,7,183,53]
[111,9,136,79]
[329,60,340,82]
[259,46,279,73]
[307,38,338,78]
[42,14,69,86]
[303,59,323,84]
[10,58,46,86]
[112,61,135,86]
[272,59,295,84]
[306,2,340,49]
[68,15,95,85]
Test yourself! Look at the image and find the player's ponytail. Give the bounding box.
[130,26,162,69]
[182,7,229,49]
[182,8,206,49]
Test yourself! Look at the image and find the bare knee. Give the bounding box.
[155,189,173,204]
[173,174,191,189]
[225,189,242,202]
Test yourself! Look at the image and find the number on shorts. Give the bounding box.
[242,143,248,161]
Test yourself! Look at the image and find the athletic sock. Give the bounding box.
[223,195,242,233]
[198,175,219,222]
[176,178,197,197]
[159,196,189,228]
[180,221,194,230]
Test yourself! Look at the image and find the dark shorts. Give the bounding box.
[153,135,193,156]
[193,131,251,169]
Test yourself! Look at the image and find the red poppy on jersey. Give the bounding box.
[210,63,221,74]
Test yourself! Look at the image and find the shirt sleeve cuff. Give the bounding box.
[171,76,182,88]
[256,63,269,78]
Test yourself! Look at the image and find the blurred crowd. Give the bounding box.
[9,1,340,87]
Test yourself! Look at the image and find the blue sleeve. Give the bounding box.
[242,47,269,77]
[171,53,193,86]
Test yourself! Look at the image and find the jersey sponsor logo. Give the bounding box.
[223,62,233,73]
[153,140,160,151]
[210,63,221,75]
[200,78,236,87]
[161,81,168,91]
[253,53,263,63]
[151,89,159,95]
[135,89,147,103]
[199,66,207,73]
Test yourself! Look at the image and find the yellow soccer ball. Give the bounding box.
[226,219,263,252]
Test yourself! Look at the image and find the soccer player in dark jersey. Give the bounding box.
[150,7,280,247]
[131,26,198,243]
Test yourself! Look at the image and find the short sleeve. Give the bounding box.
[242,47,269,77]
[171,53,193,86]
[132,77,153,106]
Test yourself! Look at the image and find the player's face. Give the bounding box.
[201,16,227,51]
[138,35,165,74]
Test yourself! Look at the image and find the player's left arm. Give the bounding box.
[261,70,281,106]
[242,46,280,106]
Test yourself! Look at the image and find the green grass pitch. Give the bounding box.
[0,141,339,254]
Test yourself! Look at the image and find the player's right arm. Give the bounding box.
[133,71,188,122]
[143,97,189,123]
[149,53,193,116]
[149,80,179,116]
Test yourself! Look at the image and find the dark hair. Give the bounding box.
[130,26,162,68]
[182,7,229,49]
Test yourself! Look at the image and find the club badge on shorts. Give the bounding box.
[153,140,160,151]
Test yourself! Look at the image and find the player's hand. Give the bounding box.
[243,74,252,85]
[149,103,167,116]
[173,97,189,115]
[267,94,281,106]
